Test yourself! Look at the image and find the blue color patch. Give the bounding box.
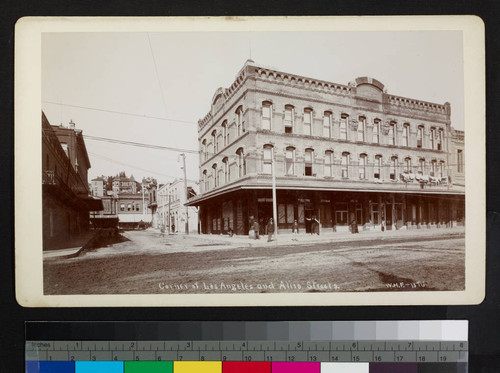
[75,361,123,373]
[40,361,75,373]
[26,361,40,373]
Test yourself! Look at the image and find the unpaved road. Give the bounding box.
[43,230,465,294]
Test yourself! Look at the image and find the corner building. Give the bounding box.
[186,61,465,235]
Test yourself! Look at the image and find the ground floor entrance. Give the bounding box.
[195,189,465,235]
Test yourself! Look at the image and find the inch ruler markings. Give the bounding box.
[26,340,468,363]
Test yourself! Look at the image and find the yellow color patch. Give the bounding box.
[173,361,222,373]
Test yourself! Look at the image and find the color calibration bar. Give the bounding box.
[26,361,468,373]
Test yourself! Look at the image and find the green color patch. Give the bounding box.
[124,361,173,373]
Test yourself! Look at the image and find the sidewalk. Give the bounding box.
[156,226,465,250]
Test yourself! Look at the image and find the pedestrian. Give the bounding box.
[253,220,260,240]
[313,216,320,235]
[351,219,359,234]
[292,219,299,241]
[267,218,275,242]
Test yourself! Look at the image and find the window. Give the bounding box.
[120,203,125,212]
[340,114,348,140]
[203,170,208,192]
[390,157,398,180]
[419,158,425,174]
[236,106,243,136]
[323,111,332,137]
[335,203,348,225]
[430,161,436,177]
[223,157,230,183]
[374,156,382,179]
[359,154,367,179]
[388,122,396,145]
[324,151,333,177]
[438,161,445,178]
[262,101,272,130]
[402,123,409,147]
[405,157,412,172]
[437,129,443,150]
[212,164,218,187]
[284,105,294,133]
[285,147,295,175]
[304,149,313,176]
[373,119,381,144]
[341,152,349,178]
[236,148,246,177]
[211,130,217,154]
[357,116,365,142]
[356,203,363,224]
[430,128,436,149]
[417,126,424,148]
[303,109,312,136]
[263,145,273,174]
[457,150,464,173]
[222,121,229,146]
[127,204,132,211]
[135,203,140,211]
[202,139,207,161]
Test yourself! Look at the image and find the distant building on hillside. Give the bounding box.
[90,177,106,197]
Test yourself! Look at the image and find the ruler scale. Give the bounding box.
[25,321,468,372]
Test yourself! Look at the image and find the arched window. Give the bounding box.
[403,123,410,147]
[222,120,229,146]
[389,121,396,145]
[211,130,217,154]
[430,127,437,149]
[262,145,273,174]
[374,155,382,179]
[341,152,350,178]
[390,156,398,180]
[212,163,218,188]
[358,116,366,142]
[202,170,208,192]
[430,160,437,177]
[340,114,348,140]
[304,148,314,176]
[359,154,367,179]
[324,151,334,177]
[405,157,412,173]
[236,147,246,177]
[303,108,313,136]
[285,146,295,175]
[373,118,381,144]
[261,101,272,130]
[284,105,294,134]
[201,139,207,161]
[417,126,424,148]
[222,157,230,183]
[236,106,244,136]
[323,111,332,138]
[419,158,425,174]
[437,128,443,150]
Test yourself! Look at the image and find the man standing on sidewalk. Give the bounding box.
[267,218,275,242]
[253,219,260,240]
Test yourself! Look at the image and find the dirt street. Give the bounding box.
[43,230,465,294]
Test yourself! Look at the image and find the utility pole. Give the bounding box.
[271,147,278,241]
[181,153,189,234]
[168,189,171,234]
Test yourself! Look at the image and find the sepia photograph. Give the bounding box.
[15,17,485,306]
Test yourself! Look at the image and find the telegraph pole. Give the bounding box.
[181,153,189,234]
[271,147,278,241]
[168,189,171,234]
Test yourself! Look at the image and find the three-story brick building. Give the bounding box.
[186,60,465,235]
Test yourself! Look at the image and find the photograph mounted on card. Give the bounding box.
[14,16,485,306]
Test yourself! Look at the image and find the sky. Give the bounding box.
[41,31,464,185]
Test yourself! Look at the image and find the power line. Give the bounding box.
[88,151,198,183]
[83,134,199,154]
[42,101,197,125]
[147,33,169,119]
